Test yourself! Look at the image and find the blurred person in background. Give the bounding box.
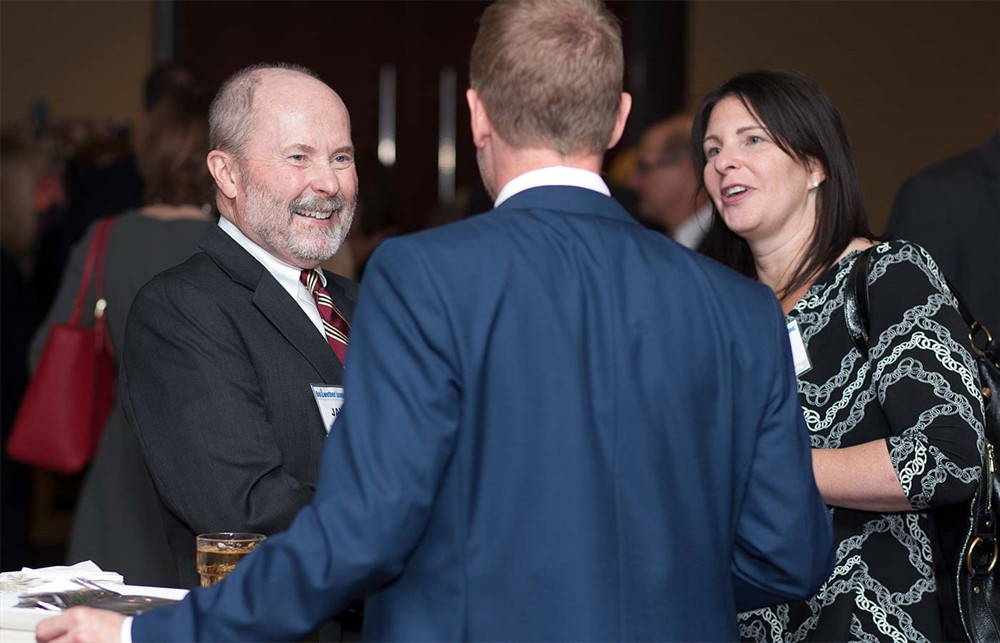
[30,89,217,587]
[888,132,999,337]
[602,142,639,214]
[34,62,202,304]
[0,134,47,572]
[331,153,399,280]
[693,69,986,642]
[628,113,710,250]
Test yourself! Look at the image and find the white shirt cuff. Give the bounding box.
[120,616,133,643]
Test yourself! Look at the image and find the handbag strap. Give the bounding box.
[946,277,1000,369]
[68,217,116,331]
[844,246,875,354]
[843,243,999,583]
[934,282,998,577]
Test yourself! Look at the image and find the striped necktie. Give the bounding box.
[300,269,350,364]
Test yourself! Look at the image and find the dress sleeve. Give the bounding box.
[866,241,986,510]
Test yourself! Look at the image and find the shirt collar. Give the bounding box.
[494,166,610,207]
[217,216,327,289]
[673,204,714,250]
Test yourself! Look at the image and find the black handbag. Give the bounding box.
[846,246,1000,642]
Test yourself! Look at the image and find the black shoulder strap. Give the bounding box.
[845,247,875,355]
[946,278,1000,368]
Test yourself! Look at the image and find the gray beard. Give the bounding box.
[242,174,356,264]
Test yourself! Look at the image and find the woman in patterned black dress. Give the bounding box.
[692,70,986,641]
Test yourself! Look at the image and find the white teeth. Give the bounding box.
[296,210,332,220]
[724,186,747,197]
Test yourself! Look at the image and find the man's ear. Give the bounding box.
[207,151,240,200]
[466,88,493,149]
[606,92,633,150]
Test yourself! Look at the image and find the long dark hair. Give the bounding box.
[136,89,214,207]
[691,70,875,298]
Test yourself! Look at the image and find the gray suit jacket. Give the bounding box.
[121,224,357,587]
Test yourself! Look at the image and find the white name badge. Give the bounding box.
[787,320,812,377]
[310,384,344,435]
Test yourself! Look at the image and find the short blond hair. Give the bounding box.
[469,0,623,156]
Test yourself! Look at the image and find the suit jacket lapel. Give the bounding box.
[201,226,344,383]
[253,278,343,382]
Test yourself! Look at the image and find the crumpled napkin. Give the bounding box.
[0,561,124,595]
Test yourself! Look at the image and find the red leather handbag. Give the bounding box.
[6,217,117,474]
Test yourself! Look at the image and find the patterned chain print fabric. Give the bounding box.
[738,241,986,642]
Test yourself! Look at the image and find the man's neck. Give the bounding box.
[493,146,604,195]
[217,214,321,273]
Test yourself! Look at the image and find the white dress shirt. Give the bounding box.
[493,165,610,206]
[218,216,328,338]
[673,203,713,250]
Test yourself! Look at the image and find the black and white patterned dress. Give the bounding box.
[738,240,986,642]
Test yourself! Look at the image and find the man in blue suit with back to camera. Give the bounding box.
[37,0,832,640]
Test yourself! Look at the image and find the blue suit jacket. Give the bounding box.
[134,186,832,641]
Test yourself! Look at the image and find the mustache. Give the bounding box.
[288,193,347,215]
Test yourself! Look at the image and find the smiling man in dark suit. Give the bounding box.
[118,62,358,588]
[38,2,832,641]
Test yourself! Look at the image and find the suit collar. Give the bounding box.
[494,184,635,225]
[218,216,309,298]
[200,225,343,382]
[200,223,266,290]
[253,278,344,382]
[494,166,609,206]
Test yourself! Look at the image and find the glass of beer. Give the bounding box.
[196,532,267,587]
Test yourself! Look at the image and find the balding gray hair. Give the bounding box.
[209,62,319,158]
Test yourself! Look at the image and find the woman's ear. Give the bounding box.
[207,151,240,200]
[806,157,827,190]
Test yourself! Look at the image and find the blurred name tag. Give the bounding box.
[787,320,811,376]
[310,385,344,435]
